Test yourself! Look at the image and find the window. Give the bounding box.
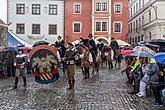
[95,21,108,31]
[96,22,101,31]
[130,23,132,32]
[149,10,151,22]
[141,35,144,41]
[138,36,140,42]
[74,4,81,13]
[96,3,101,11]
[102,2,107,11]
[139,0,141,9]
[114,22,122,33]
[135,37,137,43]
[73,22,81,33]
[149,31,152,40]
[16,24,25,34]
[32,4,40,15]
[142,16,144,26]
[49,4,57,15]
[115,4,121,13]
[16,4,25,14]
[139,18,141,28]
[32,24,40,34]
[136,2,138,12]
[136,20,138,31]
[102,22,107,31]
[49,24,57,35]
[134,5,135,14]
[133,22,135,30]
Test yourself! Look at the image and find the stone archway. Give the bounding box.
[95,37,109,44]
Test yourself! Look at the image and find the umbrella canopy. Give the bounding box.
[154,52,165,65]
[150,39,165,43]
[130,50,153,58]
[133,46,155,55]
[33,41,49,47]
[117,40,131,46]
[3,47,16,52]
[120,50,132,55]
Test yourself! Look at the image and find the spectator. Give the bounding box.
[151,63,165,106]
[136,59,159,97]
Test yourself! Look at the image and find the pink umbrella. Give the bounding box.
[120,50,132,55]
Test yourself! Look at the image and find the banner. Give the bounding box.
[29,44,60,84]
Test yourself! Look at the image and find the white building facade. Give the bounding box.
[128,0,165,44]
[8,0,64,45]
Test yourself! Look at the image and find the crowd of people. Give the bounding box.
[1,33,165,108]
[122,52,165,107]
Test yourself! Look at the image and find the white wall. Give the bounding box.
[128,0,165,43]
[8,0,64,44]
[0,0,7,23]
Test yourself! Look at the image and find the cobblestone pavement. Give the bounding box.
[0,62,164,110]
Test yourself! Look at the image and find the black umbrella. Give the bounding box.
[3,47,16,52]
[150,39,165,43]
[33,41,49,47]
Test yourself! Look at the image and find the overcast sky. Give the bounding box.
[0,0,7,23]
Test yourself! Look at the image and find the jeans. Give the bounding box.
[162,89,165,103]
[139,81,147,96]
[152,83,165,104]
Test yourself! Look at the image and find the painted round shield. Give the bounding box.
[29,44,60,84]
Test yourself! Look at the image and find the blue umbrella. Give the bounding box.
[154,52,165,65]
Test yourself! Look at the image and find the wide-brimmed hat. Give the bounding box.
[88,33,93,38]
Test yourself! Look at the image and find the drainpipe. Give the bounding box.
[63,0,66,43]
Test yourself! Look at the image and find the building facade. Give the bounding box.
[7,0,128,45]
[0,19,8,47]
[128,0,165,44]
[64,0,92,43]
[8,0,64,44]
[65,0,128,44]
[92,0,128,44]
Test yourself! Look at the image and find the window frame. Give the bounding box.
[114,3,122,14]
[113,22,122,33]
[96,22,101,31]
[32,4,41,15]
[96,2,102,11]
[32,24,40,34]
[73,3,81,14]
[95,21,108,32]
[16,4,25,15]
[48,24,57,35]
[102,2,108,11]
[73,22,81,33]
[49,4,57,15]
[16,23,25,34]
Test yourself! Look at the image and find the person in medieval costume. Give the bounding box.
[80,46,93,79]
[13,48,27,89]
[107,47,114,69]
[63,43,76,90]
[88,33,97,74]
[110,37,119,59]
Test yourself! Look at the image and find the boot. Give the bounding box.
[84,72,87,79]
[22,76,27,87]
[67,80,72,90]
[72,80,75,88]
[13,77,18,89]
[87,72,90,79]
